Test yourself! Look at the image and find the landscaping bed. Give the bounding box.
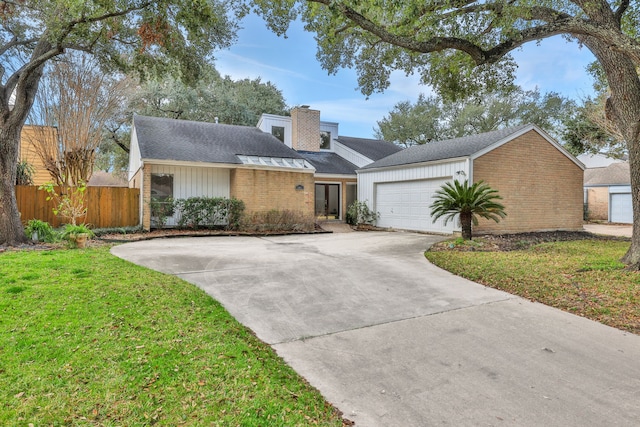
[430,230,628,252]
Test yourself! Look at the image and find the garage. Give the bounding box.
[610,187,633,224]
[375,179,455,233]
[358,124,585,235]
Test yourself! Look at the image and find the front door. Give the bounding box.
[315,184,340,219]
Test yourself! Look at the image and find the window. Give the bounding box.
[151,173,174,215]
[320,131,331,150]
[272,126,285,143]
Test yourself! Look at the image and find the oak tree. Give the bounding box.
[256,0,640,267]
[0,0,238,245]
[375,88,574,147]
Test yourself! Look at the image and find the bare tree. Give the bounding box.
[26,54,132,187]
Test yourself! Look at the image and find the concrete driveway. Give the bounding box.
[112,232,640,426]
[584,223,632,237]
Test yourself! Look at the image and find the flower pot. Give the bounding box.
[74,233,89,248]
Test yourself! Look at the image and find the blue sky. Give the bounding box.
[216,13,597,138]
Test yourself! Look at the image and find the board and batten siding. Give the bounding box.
[257,115,293,148]
[150,164,230,227]
[357,159,469,233]
[150,164,230,200]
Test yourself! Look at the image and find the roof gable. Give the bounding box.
[133,115,305,165]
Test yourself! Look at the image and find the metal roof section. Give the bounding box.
[237,155,314,170]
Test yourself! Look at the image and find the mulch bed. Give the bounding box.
[430,230,631,252]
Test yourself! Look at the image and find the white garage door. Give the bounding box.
[610,193,633,224]
[375,179,455,233]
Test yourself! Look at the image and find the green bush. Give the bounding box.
[175,197,245,230]
[241,209,315,232]
[346,200,380,226]
[16,160,35,185]
[60,223,94,248]
[24,219,57,243]
[150,197,175,229]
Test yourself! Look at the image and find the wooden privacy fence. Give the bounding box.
[16,185,140,228]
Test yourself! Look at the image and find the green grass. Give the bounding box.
[426,240,640,334]
[0,246,344,426]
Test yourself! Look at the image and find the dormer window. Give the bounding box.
[272,126,285,143]
[320,131,331,150]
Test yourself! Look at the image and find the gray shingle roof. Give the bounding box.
[584,162,630,186]
[134,115,305,164]
[297,151,358,175]
[360,124,534,170]
[335,136,402,161]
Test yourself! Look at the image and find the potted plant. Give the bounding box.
[62,223,94,248]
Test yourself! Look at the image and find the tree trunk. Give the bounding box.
[460,211,473,240]
[0,125,28,245]
[585,39,640,268]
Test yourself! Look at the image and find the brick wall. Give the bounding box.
[586,187,609,221]
[142,163,152,230]
[230,168,315,217]
[291,107,320,152]
[473,130,584,233]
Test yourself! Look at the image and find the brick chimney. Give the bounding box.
[291,106,320,151]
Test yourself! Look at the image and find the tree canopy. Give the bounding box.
[0,0,241,245]
[255,0,640,268]
[95,64,289,176]
[375,88,575,147]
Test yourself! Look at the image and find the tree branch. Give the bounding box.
[615,0,630,24]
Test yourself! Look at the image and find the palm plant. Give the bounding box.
[430,180,506,240]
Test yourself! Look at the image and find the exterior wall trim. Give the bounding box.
[141,159,316,174]
[357,156,470,174]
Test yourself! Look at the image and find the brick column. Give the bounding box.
[142,163,152,231]
[291,106,321,151]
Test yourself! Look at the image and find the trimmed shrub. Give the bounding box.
[150,197,175,229]
[175,197,245,230]
[241,210,315,232]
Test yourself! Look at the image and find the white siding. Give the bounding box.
[376,179,453,233]
[128,126,142,182]
[357,160,468,233]
[257,114,293,148]
[334,141,373,168]
[320,121,339,152]
[610,185,632,224]
[150,164,230,226]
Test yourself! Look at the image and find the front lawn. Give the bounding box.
[426,239,640,334]
[0,246,345,426]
